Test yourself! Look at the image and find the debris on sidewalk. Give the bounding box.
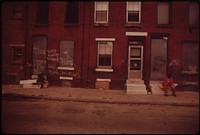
[19,73,48,89]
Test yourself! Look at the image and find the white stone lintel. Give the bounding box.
[95,38,115,41]
[96,78,111,82]
[59,76,73,80]
[126,32,148,36]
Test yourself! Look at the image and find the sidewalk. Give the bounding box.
[2,85,199,107]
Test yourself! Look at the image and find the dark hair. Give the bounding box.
[167,71,172,78]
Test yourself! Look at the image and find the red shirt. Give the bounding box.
[162,75,174,88]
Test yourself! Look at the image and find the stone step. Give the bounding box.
[126,83,146,95]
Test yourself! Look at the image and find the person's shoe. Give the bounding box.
[172,94,176,97]
[164,94,167,96]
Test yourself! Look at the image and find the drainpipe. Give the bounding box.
[87,2,91,87]
[81,2,86,87]
[24,2,29,79]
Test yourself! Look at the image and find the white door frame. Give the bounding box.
[128,45,143,80]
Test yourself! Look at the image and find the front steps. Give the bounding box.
[126,79,146,94]
[126,79,164,95]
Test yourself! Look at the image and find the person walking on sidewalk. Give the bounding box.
[162,71,176,97]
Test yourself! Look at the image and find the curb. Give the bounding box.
[2,93,199,107]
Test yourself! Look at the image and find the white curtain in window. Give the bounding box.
[128,2,139,11]
[99,42,112,55]
[96,2,108,11]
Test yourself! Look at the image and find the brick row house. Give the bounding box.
[1,2,199,91]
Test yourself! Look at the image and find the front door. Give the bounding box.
[128,46,143,80]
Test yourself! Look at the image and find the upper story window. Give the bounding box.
[126,1,141,23]
[94,2,108,23]
[12,4,22,19]
[36,2,49,24]
[157,2,172,26]
[189,2,199,27]
[65,2,79,24]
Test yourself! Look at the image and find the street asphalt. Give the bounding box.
[1,85,199,107]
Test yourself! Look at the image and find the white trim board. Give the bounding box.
[126,32,148,36]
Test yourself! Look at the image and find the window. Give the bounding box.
[182,42,199,73]
[59,41,74,67]
[127,2,141,23]
[95,2,108,23]
[36,2,49,24]
[65,2,79,24]
[97,41,113,68]
[12,4,22,19]
[189,2,199,27]
[10,45,24,64]
[157,2,171,25]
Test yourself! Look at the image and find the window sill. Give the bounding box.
[156,24,173,28]
[125,23,142,28]
[93,23,109,27]
[58,66,74,71]
[96,78,111,82]
[95,68,113,72]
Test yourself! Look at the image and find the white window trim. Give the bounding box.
[94,1,109,23]
[95,38,115,41]
[96,78,111,82]
[97,40,113,68]
[126,1,141,23]
[126,32,147,36]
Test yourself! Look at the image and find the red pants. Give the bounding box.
[164,85,176,95]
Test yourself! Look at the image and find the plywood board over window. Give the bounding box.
[182,42,199,73]
[32,36,47,75]
[59,40,74,67]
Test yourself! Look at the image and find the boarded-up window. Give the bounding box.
[182,43,199,72]
[59,41,74,67]
[32,36,47,74]
[151,39,167,80]
[65,2,79,23]
[36,2,49,24]
[157,2,170,24]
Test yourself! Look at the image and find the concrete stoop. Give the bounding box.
[126,79,146,94]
